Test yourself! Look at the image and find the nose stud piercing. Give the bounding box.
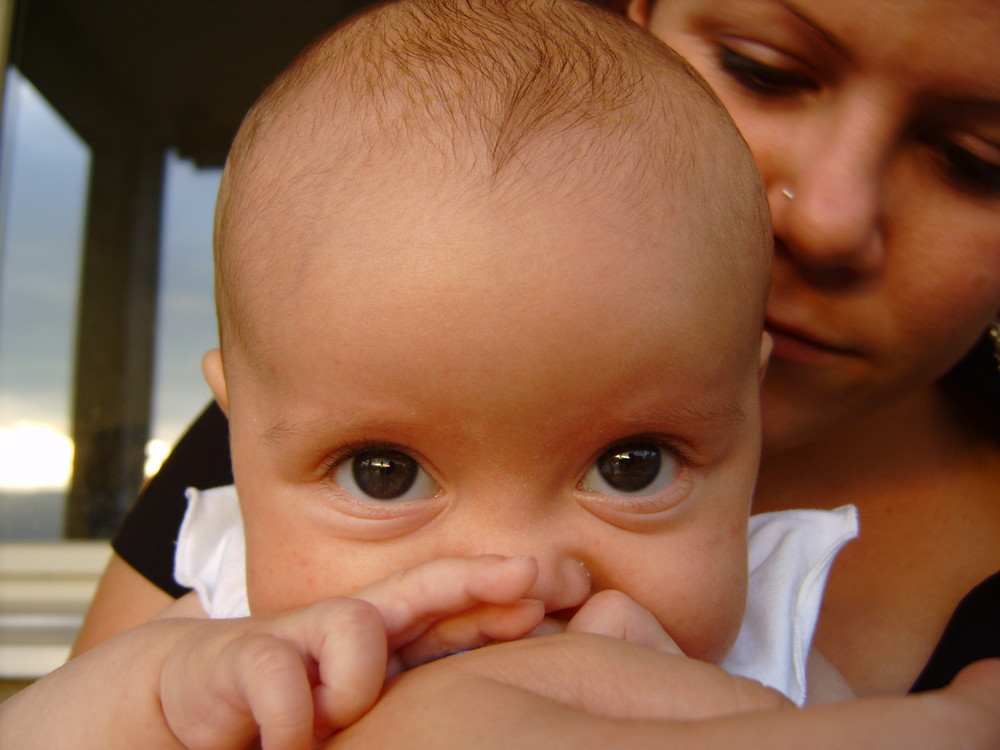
[781,187,795,200]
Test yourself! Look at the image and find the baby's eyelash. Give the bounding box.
[580,440,678,497]
[324,441,439,503]
[319,440,408,478]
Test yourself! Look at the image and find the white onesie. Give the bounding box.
[175,485,857,705]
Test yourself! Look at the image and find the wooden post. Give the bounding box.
[64,139,163,538]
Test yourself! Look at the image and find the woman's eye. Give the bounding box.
[333,448,437,502]
[580,441,680,497]
[717,45,817,97]
[930,135,1000,196]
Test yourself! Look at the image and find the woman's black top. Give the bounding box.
[910,571,1000,692]
[112,400,1000,693]
[113,402,232,599]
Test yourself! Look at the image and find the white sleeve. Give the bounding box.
[722,505,858,705]
[173,485,251,619]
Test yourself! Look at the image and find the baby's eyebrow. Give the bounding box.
[260,415,415,445]
[617,401,747,428]
[261,419,338,446]
[259,402,746,447]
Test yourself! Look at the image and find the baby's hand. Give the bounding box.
[354,555,545,672]
[160,555,543,750]
[563,589,683,654]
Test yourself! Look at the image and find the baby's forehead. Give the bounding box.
[256,161,746,333]
[219,0,770,360]
[227,114,766,372]
[234,177,765,460]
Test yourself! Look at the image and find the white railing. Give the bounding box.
[0,542,109,678]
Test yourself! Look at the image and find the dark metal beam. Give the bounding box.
[65,139,164,538]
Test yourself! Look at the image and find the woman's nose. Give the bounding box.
[768,101,889,280]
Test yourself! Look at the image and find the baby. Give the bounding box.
[7,1,858,747]
[174,0,856,737]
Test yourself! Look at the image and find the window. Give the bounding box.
[0,0,361,542]
[0,1,368,679]
[0,69,88,540]
[0,72,222,541]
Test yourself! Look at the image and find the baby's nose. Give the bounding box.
[445,499,596,613]
[451,538,593,612]
[517,550,593,614]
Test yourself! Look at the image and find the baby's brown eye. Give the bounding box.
[333,448,437,501]
[580,441,679,496]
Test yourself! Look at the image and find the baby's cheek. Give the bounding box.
[652,561,747,665]
[244,564,273,614]
[690,584,747,665]
[243,538,330,614]
[244,558,297,614]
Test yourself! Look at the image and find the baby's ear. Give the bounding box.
[758,331,773,383]
[626,0,650,26]
[201,349,229,415]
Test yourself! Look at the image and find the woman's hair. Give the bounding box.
[948,334,1000,425]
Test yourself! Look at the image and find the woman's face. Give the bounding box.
[631,0,1000,450]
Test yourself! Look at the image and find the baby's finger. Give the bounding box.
[394,599,545,671]
[565,590,683,654]
[225,632,316,750]
[354,555,540,644]
[271,597,388,732]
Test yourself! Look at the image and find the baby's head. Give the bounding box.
[205,0,772,663]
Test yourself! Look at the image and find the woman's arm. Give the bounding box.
[71,553,174,656]
[331,635,1000,750]
[2,618,205,749]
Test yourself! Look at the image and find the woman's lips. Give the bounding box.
[765,319,855,366]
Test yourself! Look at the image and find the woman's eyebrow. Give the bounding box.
[768,0,846,54]
[940,99,1000,120]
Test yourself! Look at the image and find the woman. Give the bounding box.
[630,0,1000,697]
[75,0,999,705]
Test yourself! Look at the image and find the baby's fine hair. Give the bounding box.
[214,0,768,355]
[225,0,723,173]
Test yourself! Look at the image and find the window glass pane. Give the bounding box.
[149,152,220,472]
[0,68,89,540]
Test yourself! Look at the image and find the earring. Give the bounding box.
[990,317,1000,372]
[780,187,795,200]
